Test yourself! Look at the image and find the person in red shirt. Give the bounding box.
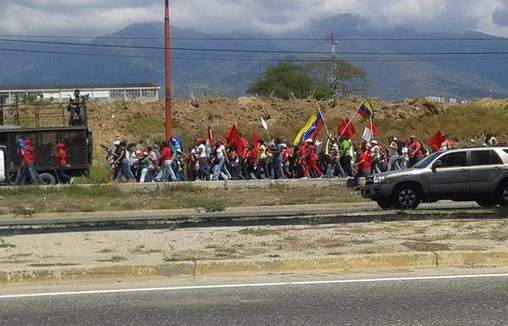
[24,139,42,184]
[235,133,248,179]
[354,143,371,186]
[54,143,72,184]
[408,134,424,167]
[302,138,322,179]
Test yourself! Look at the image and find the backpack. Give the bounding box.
[418,141,429,156]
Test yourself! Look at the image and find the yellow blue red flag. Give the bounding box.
[358,99,374,119]
[292,109,324,146]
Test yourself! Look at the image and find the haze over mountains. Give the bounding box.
[0,14,507,101]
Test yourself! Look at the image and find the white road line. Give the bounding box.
[1,273,507,299]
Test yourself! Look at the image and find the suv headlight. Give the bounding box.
[373,175,386,183]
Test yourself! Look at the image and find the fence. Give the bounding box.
[0,102,88,128]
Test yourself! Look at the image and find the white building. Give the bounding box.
[0,83,160,105]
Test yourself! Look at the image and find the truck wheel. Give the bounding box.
[376,198,393,210]
[475,199,498,207]
[496,181,508,207]
[392,184,421,209]
[39,173,56,185]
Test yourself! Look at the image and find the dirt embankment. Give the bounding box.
[11,96,505,162]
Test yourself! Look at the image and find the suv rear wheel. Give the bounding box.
[392,184,421,209]
[496,181,508,207]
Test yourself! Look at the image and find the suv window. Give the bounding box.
[471,150,502,166]
[439,152,467,168]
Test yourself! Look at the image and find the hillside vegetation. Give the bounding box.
[87,96,508,162]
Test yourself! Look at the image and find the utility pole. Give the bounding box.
[164,0,172,139]
[330,32,339,96]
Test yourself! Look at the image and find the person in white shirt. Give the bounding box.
[386,137,400,171]
[369,140,382,174]
[195,138,210,180]
[212,139,232,181]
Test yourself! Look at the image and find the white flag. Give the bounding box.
[261,117,269,130]
[362,126,373,143]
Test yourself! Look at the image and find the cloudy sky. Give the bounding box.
[0,0,507,37]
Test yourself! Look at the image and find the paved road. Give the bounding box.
[1,272,507,326]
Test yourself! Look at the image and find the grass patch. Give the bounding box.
[28,263,80,267]
[130,245,162,254]
[75,163,111,185]
[12,206,35,216]
[98,255,127,262]
[97,248,114,253]
[195,200,227,212]
[125,116,165,143]
[401,241,451,251]
[0,238,16,248]
[238,228,281,236]
[490,230,508,242]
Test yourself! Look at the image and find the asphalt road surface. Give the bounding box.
[1,272,507,326]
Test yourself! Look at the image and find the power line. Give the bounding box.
[1,38,508,56]
[0,34,506,42]
[0,46,506,63]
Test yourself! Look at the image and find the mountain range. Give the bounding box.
[0,14,507,101]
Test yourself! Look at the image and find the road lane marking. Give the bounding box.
[1,273,507,299]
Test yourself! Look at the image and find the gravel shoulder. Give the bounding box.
[1,218,506,273]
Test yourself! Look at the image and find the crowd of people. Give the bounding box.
[107,131,499,185]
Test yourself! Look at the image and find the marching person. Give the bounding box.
[53,143,73,184]
[302,138,322,179]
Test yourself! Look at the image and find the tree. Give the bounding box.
[247,63,333,100]
[308,59,369,97]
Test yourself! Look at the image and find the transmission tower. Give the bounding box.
[330,32,338,59]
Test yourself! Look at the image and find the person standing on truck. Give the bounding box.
[68,89,84,126]
[53,143,73,184]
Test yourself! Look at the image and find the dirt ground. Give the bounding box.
[0,219,506,272]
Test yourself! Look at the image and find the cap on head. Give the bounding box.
[57,143,65,148]
[371,140,378,145]
[113,140,121,146]
[305,138,314,143]
[410,134,415,139]
[280,143,287,148]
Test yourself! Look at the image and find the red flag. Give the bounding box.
[428,130,444,152]
[366,122,379,138]
[338,118,355,139]
[207,126,215,149]
[225,123,239,145]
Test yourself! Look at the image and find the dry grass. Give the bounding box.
[0,185,362,214]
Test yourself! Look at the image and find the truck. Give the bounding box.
[0,125,92,185]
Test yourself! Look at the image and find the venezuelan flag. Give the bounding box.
[292,109,324,145]
[358,100,373,119]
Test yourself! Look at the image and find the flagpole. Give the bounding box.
[316,104,331,138]
[369,115,374,141]
[338,102,363,137]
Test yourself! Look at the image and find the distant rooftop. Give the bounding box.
[0,83,160,91]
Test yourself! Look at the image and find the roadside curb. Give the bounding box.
[2,251,507,285]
